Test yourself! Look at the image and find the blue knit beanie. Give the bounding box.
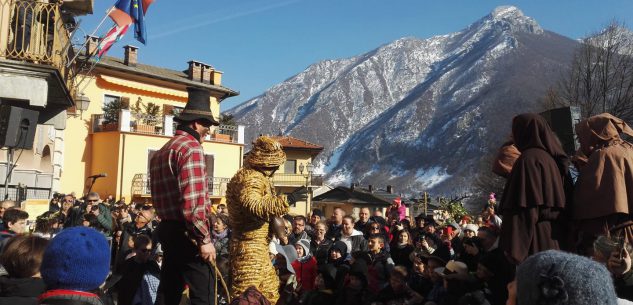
[516,250,617,305]
[40,227,111,291]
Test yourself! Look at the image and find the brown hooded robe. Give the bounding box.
[573,113,633,246]
[499,113,570,264]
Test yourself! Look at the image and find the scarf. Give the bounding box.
[176,125,201,142]
[297,254,313,263]
[212,229,228,242]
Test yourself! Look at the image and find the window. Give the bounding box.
[205,154,215,177]
[284,160,296,174]
[104,94,121,106]
[147,149,158,174]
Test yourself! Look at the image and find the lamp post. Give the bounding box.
[70,93,91,118]
[299,162,314,216]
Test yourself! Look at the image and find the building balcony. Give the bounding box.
[131,173,232,198]
[272,173,324,188]
[90,109,245,144]
[0,0,77,99]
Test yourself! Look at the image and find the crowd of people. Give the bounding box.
[0,111,631,305]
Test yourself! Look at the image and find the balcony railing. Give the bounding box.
[131,173,231,197]
[272,173,324,187]
[91,109,245,144]
[0,0,76,97]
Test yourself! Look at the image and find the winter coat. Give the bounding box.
[212,229,231,259]
[390,244,414,269]
[288,231,310,246]
[112,258,161,305]
[114,223,155,272]
[367,250,394,291]
[337,230,368,254]
[310,238,333,266]
[291,256,317,292]
[0,276,46,305]
[38,290,104,305]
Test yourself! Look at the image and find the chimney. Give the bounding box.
[187,60,204,82]
[368,185,373,193]
[86,35,100,55]
[123,45,138,66]
[201,64,214,84]
[386,185,393,194]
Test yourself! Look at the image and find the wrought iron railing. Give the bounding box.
[131,173,231,197]
[272,173,324,187]
[0,0,76,97]
[0,184,52,201]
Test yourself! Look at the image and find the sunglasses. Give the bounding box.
[87,199,99,203]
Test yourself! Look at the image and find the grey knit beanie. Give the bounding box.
[516,250,617,305]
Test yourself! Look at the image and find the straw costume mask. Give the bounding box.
[227,136,289,303]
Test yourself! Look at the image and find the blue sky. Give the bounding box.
[79,0,633,111]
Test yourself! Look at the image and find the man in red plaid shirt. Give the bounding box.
[151,87,219,305]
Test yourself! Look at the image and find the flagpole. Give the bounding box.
[66,6,116,68]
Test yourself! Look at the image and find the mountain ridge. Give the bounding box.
[228,6,579,197]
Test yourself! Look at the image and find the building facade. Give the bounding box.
[0,0,92,209]
[61,43,243,205]
[268,136,324,216]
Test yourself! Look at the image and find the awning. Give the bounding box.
[99,75,188,99]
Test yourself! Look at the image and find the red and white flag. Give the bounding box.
[96,24,129,59]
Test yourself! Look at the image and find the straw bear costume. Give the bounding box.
[227,136,289,303]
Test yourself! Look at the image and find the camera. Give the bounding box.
[91,205,100,212]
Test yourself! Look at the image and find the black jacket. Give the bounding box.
[310,239,333,265]
[0,276,46,305]
[39,289,104,305]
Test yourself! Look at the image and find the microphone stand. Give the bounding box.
[85,176,104,197]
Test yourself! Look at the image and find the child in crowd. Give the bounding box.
[291,239,317,293]
[39,227,111,305]
[0,235,48,304]
[374,266,424,305]
[366,234,394,291]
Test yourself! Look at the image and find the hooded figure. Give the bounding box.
[326,241,350,290]
[573,113,633,248]
[499,113,571,264]
[513,250,619,305]
[291,239,317,292]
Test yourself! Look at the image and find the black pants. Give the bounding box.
[155,221,216,305]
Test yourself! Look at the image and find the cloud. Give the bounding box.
[149,0,301,39]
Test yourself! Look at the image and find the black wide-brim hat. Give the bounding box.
[174,87,220,126]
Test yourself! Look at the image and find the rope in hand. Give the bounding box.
[208,259,231,304]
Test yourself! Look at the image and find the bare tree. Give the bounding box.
[546,21,633,122]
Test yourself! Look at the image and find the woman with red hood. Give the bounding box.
[499,113,572,264]
[573,113,633,251]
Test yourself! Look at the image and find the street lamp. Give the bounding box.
[69,93,91,117]
[300,162,314,216]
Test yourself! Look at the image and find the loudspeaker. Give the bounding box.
[540,106,581,156]
[0,105,39,149]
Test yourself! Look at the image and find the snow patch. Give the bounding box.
[327,170,351,186]
[415,167,451,189]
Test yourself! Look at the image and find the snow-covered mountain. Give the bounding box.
[228,6,579,196]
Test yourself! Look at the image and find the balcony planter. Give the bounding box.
[101,123,118,131]
[211,134,231,142]
[135,124,155,134]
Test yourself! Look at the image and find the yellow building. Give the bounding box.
[61,42,243,205]
[267,136,324,216]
